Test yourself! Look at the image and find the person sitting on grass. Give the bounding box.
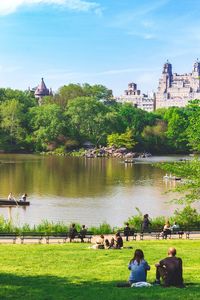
[91,234,105,249]
[128,249,150,285]
[109,237,115,248]
[79,225,87,243]
[69,223,78,242]
[154,247,184,287]
[124,223,131,241]
[115,232,123,249]
[104,239,110,249]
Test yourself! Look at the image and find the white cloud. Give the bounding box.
[0,0,102,15]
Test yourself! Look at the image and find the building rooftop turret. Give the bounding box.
[35,78,50,97]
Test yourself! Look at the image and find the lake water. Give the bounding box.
[0,154,191,227]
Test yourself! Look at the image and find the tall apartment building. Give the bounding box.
[118,82,155,112]
[156,60,200,109]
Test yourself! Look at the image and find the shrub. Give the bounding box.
[89,222,113,234]
[172,206,200,228]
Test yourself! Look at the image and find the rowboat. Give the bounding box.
[0,199,30,206]
[163,174,181,181]
[124,159,135,163]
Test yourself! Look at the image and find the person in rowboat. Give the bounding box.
[20,193,28,202]
[8,192,15,201]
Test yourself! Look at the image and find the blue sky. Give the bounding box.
[0,0,200,96]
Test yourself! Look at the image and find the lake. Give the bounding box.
[0,154,191,227]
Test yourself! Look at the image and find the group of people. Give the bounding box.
[69,224,87,242]
[126,213,181,239]
[92,232,123,249]
[8,192,27,202]
[162,221,180,238]
[127,247,184,288]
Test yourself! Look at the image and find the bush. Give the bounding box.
[126,206,200,231]
[89,222,113,234]
[171,206,200,228]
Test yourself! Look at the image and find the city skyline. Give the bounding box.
[1,0,200,95]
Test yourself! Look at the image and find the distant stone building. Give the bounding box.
[156,60,200,109]
[117,82,155,112]
[33,78,52,105]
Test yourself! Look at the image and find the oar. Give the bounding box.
[13,196,19,208]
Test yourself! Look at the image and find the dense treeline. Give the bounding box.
[0,84,199,153]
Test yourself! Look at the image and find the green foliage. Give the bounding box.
[57,84,85,107]
[158,158,200,204]
[70,148,85,157]
[89,222,113,234]
[66,96,115,145]
[34,220,69,233]
[127,213,165,231]
[29,104,66,151]
[163,107,190,152]
[82,83,113,100]
[0,216,18,233]
[127,205,200,230]
[0,85,200,154]
[142,120,168,153]
[187,106,200,151]
[107,128,137,150]
[172,206,200,227]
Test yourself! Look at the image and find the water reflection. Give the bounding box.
[0,154,192,227]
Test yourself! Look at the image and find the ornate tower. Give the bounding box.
[34,78,50,105]
[191,59,200,91]
[162,60,173,90]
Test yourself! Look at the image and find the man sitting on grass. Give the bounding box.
[154,247,184,287]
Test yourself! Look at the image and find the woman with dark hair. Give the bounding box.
[128,249,150,284]
[115,232,123,249]
[104,239,110,249]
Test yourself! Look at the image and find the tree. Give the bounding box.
[82,83,113,100]
[66,97,116,145]
[0,99,26,150]
[55,84,85,108]
[29,104,66,151]
[187,107,200,152]
[142,120,168,153]
[107,129,137,150]
[158,158,200,204]
[163,107,189,153]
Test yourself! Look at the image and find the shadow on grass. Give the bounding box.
[0,273,199,300]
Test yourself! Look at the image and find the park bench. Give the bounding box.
[139,231,161,240]
[185,228,200,239]
[45,232,68,244]
[153,229,184,240]
[20,232,45,244]
[169,228,184,239]
[70,231,94,243]
[83,231,93,243]
[119,229,137,241]
[0,233,17,244]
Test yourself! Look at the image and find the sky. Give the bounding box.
[0,0,200,96]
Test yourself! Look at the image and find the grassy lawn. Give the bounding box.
[0,240,199,300]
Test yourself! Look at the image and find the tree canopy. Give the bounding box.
[0,85,200,153]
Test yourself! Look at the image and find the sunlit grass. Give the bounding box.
[0,240,199,299]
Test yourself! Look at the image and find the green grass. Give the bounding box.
[0,240,199,300]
